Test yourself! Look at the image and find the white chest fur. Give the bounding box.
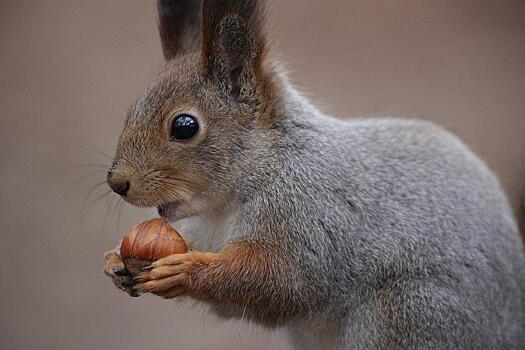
[172,209,238,252]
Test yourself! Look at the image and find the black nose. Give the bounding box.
[107,172,130,197]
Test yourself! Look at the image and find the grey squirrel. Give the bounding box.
[103,1,525,349]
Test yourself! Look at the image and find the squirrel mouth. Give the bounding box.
[157,201,181,219]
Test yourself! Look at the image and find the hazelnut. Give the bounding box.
[120,218,187,274]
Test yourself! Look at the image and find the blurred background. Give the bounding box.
[1,1,524,349]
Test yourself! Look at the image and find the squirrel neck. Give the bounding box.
[229,72,332,205]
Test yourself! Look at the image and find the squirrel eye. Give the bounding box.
[169,114,199,141]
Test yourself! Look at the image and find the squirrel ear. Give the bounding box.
[157,0,202,60]
[201,0,267,100]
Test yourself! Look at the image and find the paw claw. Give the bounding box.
[121,279,134,288]
[114,268,129,276]
[133,275,145,283]
[133,285,145,295]
[106,266,127,277]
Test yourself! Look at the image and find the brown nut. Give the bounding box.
[120,218,187,273]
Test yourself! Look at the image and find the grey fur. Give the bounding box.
[219,85,525,349]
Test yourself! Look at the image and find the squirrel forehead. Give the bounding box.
[128,58,206,124]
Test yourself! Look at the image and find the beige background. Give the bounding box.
[1,1,524,349]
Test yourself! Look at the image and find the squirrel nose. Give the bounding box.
[107,171,130,197]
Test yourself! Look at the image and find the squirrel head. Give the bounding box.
[108,0,280,220]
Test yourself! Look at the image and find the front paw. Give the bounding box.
[103,249,139,297]
[135,251,217,299]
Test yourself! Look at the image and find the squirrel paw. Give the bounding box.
[134,251,217,299]
[103,249,139,297]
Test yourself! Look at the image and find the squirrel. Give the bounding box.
[103,1,525,349]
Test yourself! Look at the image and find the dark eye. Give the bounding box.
[169,114,199,141]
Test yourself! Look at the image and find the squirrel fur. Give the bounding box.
[104,1,525,349]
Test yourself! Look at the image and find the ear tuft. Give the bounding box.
[157,0,202,60]
[201,0,268,101]
[218,15,259,64]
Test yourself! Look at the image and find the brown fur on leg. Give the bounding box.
[187,243,307,327]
